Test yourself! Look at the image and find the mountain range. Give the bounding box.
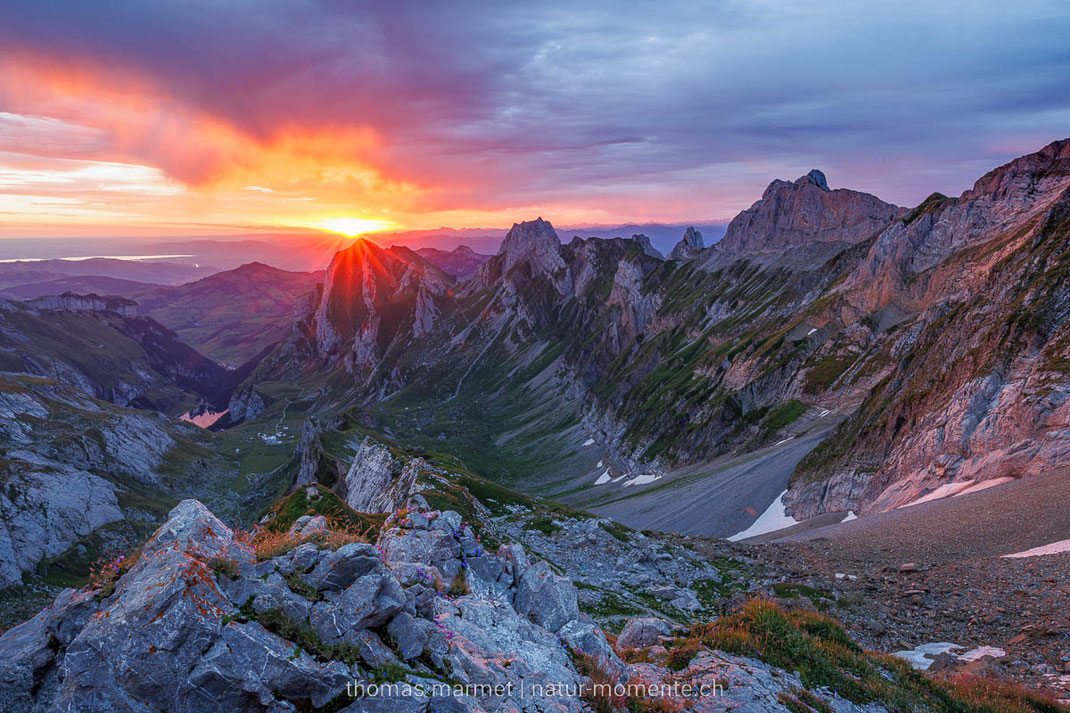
[225,139,1070,525]
[0,139,1068,710]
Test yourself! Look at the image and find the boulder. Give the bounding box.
[617,617,671,649]
[379,527,463,581]
[513,560,579,632]
[287,514,329,539]
[184,621,350,709]
[350,629,398,667]
[558,620,625,678]
[305,542,384,591]
[387,612,432,660]
[222,572,313,623]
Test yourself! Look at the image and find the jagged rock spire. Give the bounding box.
[669,227,705,261]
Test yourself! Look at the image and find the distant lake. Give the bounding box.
[180,409,228,428]
[0,254,194,263]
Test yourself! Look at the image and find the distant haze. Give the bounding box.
[0,223,727,272]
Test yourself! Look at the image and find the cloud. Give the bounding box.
[0,0,1069,233]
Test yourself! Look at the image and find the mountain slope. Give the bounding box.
[0,295,237,413]
[130,262,322,366]
[0,275,158,300]
[786,139,1070,516]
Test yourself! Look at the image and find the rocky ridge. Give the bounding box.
[229,139,1070,520]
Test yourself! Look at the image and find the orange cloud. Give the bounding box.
[0,54,440,220]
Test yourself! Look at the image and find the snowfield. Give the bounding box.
[727,490,800,541]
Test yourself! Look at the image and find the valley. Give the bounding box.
[0,139,1068,709]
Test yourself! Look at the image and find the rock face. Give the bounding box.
[714,169,901,259]
[26,292,138,317]
[0,374,187,588]
[341,438,421,513]
[668,226,705,260]
[787,138,1070,516]
[0,499,622,713]
[0,469,122,588]
[496,217,565,276]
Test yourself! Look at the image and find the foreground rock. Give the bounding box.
[4,495,1060,712]
[0,499,617,712]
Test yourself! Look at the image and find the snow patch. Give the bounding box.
[893,643,962,670]
[774,436,795,446]
[954,477,1015,497]
[622,474,661,488]
[582,438,595,447]
[593,469,611,486]
[596,460,603,468]
[841,511,857,523]
[901,480,976,507]
[727,490,800,542]
[959,646,1006,662]
[806,328,817,336]
[1002,538,1070,559]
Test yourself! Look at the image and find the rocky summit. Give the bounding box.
[2,140,1070,712]
[712,168,902,261]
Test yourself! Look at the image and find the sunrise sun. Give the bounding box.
[317,217,395,237]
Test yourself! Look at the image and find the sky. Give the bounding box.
[0,0,1069,239]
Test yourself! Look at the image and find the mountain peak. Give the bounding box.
[669,226,705,260]
[717,170,899,257]
[498,218,565,275]
[797,169,830,191]
[630,233,664,259]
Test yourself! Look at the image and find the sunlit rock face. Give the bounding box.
[310,239,452,373]
[714,168,901,258]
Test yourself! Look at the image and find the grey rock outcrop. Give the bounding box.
[668,226,705,260]
[0,500,618,712]
[496,217,565,276]
[0,376,183,588]
[342,438,421,513]
[0,469,122,587]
